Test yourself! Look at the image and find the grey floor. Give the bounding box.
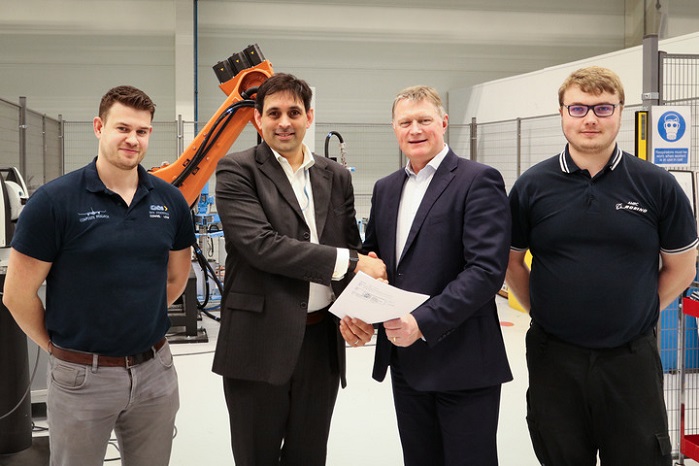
[25,297,699,465]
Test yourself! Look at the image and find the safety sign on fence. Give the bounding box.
[652,106,692,167]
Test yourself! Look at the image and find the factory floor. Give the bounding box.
[12,297,699,466]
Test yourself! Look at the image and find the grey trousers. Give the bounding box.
[47,342,179,466]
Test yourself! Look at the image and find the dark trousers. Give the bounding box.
[390,354,502,466]
[526,322,672,466]
[222,318,340,466]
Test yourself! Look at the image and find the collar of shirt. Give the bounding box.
[559,144,622,174]
[85,157,153,194]
[271,144,315,216]
[271,144,315,178]
[404,144,449,178]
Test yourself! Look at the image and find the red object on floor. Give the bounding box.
[680,297,699,460]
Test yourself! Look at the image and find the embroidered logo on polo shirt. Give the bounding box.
[77,208,109,223]
[149,204,170,219]
[616,201,648,213]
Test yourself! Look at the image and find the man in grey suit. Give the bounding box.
[212,73,386,466]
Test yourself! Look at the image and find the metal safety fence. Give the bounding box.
[657,52,699,464]
[0,97,62,194]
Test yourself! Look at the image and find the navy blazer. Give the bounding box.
[364,150,513,391]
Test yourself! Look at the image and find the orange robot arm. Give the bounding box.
[149,44,274,206]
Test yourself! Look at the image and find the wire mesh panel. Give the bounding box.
[62,121,98,173]
[679,294,699,464]
[470,120,519,190]
[445,105,642,197]
[519,114,567,178]
[447,123,471,161]
[0,99,61,194]
[659,53,699,461]
[24,110,48,193]
[661,295,696,457]
[44,118,62,184]
[660,55,699,172]
[146,120,179,168]
[63,121,181,175]
[316,123,398,220]
[0,99,20,170]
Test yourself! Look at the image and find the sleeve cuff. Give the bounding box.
[332,248,350,280]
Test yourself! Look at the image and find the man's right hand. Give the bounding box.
[339,316,375,347]
[356,251,387,280]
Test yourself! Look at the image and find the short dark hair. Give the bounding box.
[255,73,313,113]
[98,85,156,122]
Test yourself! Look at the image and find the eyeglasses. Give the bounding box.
[562,103,620,118]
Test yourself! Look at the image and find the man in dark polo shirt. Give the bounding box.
[507,66,698,465]
[2,86,195,466]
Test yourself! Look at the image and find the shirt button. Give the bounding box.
[303,232,310,240]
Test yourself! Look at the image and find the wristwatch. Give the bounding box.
[348,249,359,273]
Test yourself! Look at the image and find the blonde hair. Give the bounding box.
[558,66,625,106]
[392,85,446,120]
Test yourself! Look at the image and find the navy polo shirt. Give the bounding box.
[510,145,698,348]
[12,159,196,356]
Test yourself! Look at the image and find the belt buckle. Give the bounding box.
[125,355,137,369]
[125,347,156,368]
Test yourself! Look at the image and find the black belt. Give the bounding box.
[307,308,329,325]
[530,321,654,350]
[48,338,167,368]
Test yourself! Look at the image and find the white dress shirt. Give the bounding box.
[395,144,450,263]
[272,145,350,311]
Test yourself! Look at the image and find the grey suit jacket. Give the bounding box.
[212,142,362,386]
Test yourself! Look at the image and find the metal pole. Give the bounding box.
[42,115,47,186]
[193,0,199,135]
[679,298,686,465]
[18,97,27,179]
[58,114,65,176]
[642,34,660,110]
[516,117,522,177]
[177,114,184,157]
[470,117,477,162]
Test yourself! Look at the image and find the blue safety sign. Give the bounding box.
[652,106,692,167]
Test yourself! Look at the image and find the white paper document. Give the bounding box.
[329,271,430,324]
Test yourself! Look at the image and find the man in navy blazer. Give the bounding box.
[341,85,512,465]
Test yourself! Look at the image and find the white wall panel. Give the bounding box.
[450,32,699,124]
[0,0,695,129]
[195,1,626,124]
